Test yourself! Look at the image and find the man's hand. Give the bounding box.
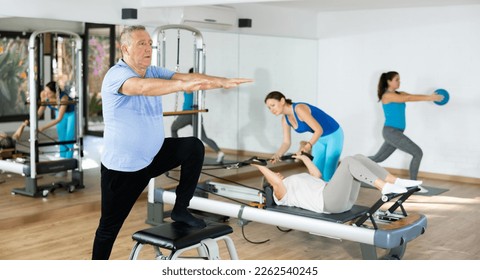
[183,78,253,92]
[219,78,253,89]
[182,79,215,92]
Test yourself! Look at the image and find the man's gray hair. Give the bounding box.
[120,25,146,46]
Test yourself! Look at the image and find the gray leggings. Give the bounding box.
[323,154,389,213]
[171,115,221,153]
[369,126,423,180]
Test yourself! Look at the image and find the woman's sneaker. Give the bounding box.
[216,151,225,163]
[382,183,408,195]
[394,178,423,187]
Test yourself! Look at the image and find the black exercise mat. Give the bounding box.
[360,182,449,196]
[415,185,449,196]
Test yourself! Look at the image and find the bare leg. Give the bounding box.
[12,120,29,141]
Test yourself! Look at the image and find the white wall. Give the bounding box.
[231,3,319,39]
[316,5,480,178]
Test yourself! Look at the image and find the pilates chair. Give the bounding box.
[129,222,239,260]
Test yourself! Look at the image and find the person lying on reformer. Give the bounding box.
[0,120,29,150]
[249,146,422,214]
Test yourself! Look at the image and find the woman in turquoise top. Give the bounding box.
[37,81,76,159]
[265,91,344,182]
[369,71,444,183]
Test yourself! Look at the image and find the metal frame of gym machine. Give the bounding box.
[152,24,206,137]
[9,30,84,197]
[146,24,206,224]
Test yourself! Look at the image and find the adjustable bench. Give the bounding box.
[129,222,239,260]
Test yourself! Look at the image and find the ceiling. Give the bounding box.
[261,0,480,12]
[142,0,480,11]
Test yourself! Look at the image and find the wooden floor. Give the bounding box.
[0,150,479,260]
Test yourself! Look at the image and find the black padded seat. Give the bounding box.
[132,222,233,250]
[129,222,238,260]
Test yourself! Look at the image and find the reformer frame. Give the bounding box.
[147,178,427,260]
[1,30,84,197]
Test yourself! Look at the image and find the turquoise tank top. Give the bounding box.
[182,91,194,110]
[382,102,406,130]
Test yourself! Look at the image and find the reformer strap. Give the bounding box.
[205,153,310,170]
[280,151,314,161]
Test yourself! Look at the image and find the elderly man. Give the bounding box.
[92,25,251,260]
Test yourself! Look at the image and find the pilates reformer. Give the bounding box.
[146,156,427,260]
[0,30,84,198]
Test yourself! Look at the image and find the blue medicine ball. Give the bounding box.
[434,89,449,105]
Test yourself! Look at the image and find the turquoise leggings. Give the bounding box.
[55,111,75,158]
[311,127,344,182]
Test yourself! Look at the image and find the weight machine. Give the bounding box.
[151,24,207,138]
[0,30,84,197]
